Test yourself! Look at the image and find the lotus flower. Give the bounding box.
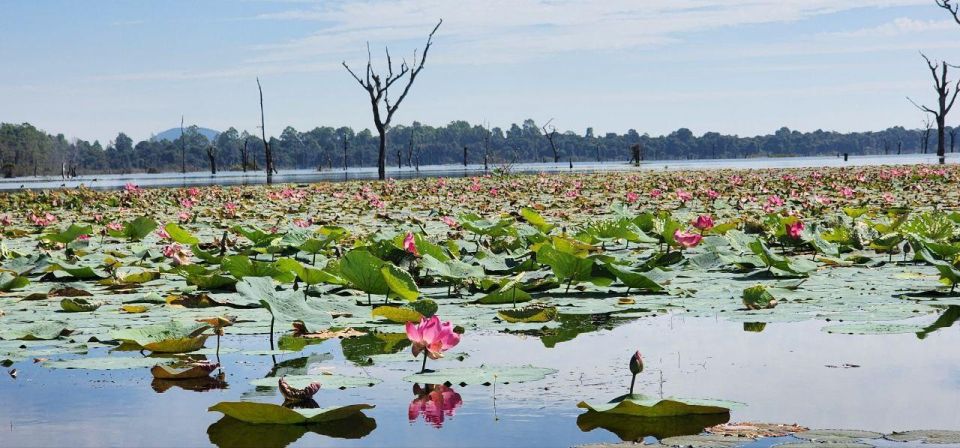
[786,220,805,239]
[162,243,193,266]
[673,229,702,249]
[278,376,321,403]
[406,315,460,373]
[440,216,458,228]
[403,232,419,256]
[625,191,639,204]
[692,214,714,231]
[408,383,463,428]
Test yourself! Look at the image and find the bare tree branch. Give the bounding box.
[937,0,960,25]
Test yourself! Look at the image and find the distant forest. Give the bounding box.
[0,120,956,177]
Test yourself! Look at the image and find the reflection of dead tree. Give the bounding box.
[343,20,442,180]
[541,119,560,163]
[257,77,274,183]
[206,144,217,175]
[938,0,960,24]
[908,53,959,164]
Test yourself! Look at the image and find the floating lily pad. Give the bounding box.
[401,365,557,385]
[497,305,558,323]
[150,363,218,379]
[208,401,374,425]
[794,429,882,442]
[821,322,926,335]
[1,322,73,340]
[60,298,104,313]
[884,430,960,444]
[250,374,380,389]
[46,356,165,370]
[578,395,738,418]
[110,320,210,353]
[658,434,745,447]
[774,443,873,448]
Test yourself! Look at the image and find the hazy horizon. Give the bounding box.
[2,0,958,144]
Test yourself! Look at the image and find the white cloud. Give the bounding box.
[825,17,957,38]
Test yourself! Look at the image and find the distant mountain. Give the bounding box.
[151,127,220,142]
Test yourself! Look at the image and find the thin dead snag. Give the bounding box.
[541,119,560,163]
[342,20,442,180]
[257,77,274,183]
[908,53,960,164]
[937,0,960,25]
[206,144,217,174]
[180,116,186,174]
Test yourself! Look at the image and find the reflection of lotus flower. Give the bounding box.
[673,230,702,249]
[278,376,322,402]
[406,315,460,373]
[403,232,419,256]
[408,384,463,428]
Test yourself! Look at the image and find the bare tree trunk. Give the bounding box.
[463,146,468,167]
[257,77,273,183]
[541,119,559,163]
[241,138,249,172]
[206,145,217,174]
[180,115,186,174]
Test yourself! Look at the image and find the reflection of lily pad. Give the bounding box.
[402,365,557,385]
[577,395,738,418]
[497,305,558,323]
[577,410,729,441]
[341,332,411,364]
[151,363,218,380]
[821,322,926,335]
[208,401,374,425]
[207,414,376,448]
[250,374,380,389]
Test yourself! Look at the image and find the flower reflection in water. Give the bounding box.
[408,383,463,428]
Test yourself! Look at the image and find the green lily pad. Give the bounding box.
[60,298,104,313]
[821,322,926,335]
[402,365,557,385]
[208,401,374,425]
[236,277,332,332]
[45,356,166,370]
[577,395,738,418]
[497,305,558,323]
[250,374,381,389]
[884,430,960,443]
[658,434,745,447]
[1,322,73,340]
[794,429,882,442]
[110,320,210,353]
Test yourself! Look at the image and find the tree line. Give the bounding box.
[0,120,954,178]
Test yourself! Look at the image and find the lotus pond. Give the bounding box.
[1,167,960,447]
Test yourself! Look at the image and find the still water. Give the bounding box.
[2,313,958,447]
[0,153,954,191]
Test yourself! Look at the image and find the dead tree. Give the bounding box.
[257,77,274,183]
[463,146,468,167]
[343,20,442,180]
[951,127,958,153]
[206,144,217,175]
[908,53,959,164]
[938,0,960,24]
[922,117,933,154]
[240,138,249,172]
[541,119,560,163]
[482,123,491,171]
[180,116,186,174]
[406,129,416,168]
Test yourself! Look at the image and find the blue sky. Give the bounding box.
[1,0,958,144]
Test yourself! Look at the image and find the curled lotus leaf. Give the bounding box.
[577,395,740,418]
[208,401,374,425]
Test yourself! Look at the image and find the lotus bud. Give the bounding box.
[629,351,643,375]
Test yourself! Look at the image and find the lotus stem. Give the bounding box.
[629,373,637,395]
[215,334,221,363]
[420,351,428,373]
[269,316,275,350]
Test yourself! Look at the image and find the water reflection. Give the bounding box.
[576,411,729,442]
[151,372,228,393]
[916,306,960,339]
[207,414,377,448]
[408,384,463,428]
[743,322,767,332]
[341,332,411,364]
[509,313,636,347]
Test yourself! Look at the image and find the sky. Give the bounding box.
[1,0,959,145]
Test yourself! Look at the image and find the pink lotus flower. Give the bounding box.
[403,232,419,257]
[673,229,702,249]
[124,182,139,192]
[106,222,124,232]
[706,189,720,200]
[76,234,90,241]
[162,243,193,266]
[786,221,805,239]
[692,214,714,231]
[440,216,458,228]
[649,188,662,198]
[408,384,463,428]
[293,218,311,228]
[406,315,460,372]
[676,190,693,202]
[625,192,639,204]
[179,198,194,208]
[840,187,854,199]
[0,215,11,226]
[155,229,171,240]
[178,212,191,223]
